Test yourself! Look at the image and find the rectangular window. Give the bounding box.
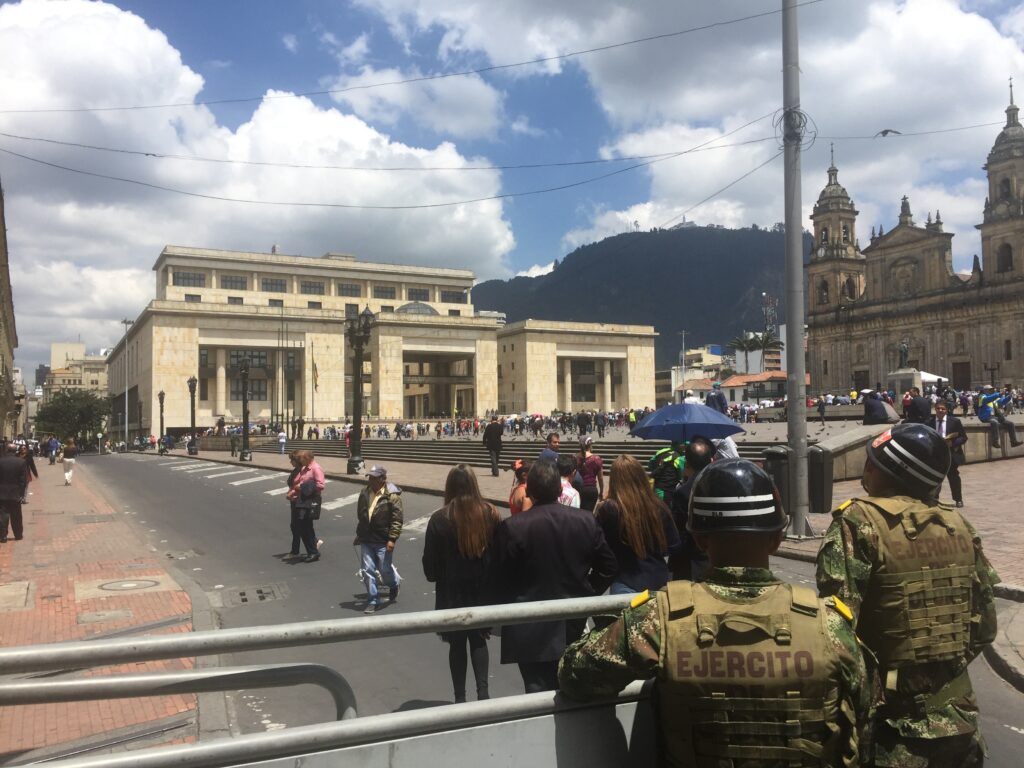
[184,294,201,303]
[220,275,247,290]
[231,378,268,401]
[345,303,358,318]
[498,364,502,379]
[262,278,287,293]
[227,296,243,305]
[381,305,394,313]
[199,378,209,401]
[300,281,325,295]
[407,287,430,302]
[286,352,297,370]
[448,309,461,316]
[173,271,206,287]
[338,282,361,297]
[268,299,283,308]
[373,285,397,299]
[1006,339,1013,361]
[307,301,322,309]
[199,349,209,368]
[229,350,268,367]
[286,379,295,401]
[823,360,829,375]
[441,290,467,304]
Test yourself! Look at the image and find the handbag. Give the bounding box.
[310,497,322,520]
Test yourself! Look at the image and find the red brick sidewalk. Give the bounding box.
[0,457,196,761]
[775,457,1024,591]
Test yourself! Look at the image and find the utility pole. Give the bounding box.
[120,318,133,449]
[782,0,811,537]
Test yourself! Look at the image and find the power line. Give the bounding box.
[0,129,776,172]
[0,1,827,115]
[0,113,774,209]
[817,120,1003,140]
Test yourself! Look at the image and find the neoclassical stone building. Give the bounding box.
[807,95,1024,392]
[107,245,655,437]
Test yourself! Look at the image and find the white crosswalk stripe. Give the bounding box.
[230,474,281,486]
[204,469,257,479]
[264,486,291,496]
[182,465,223,473]
[321,493,360,511]
[403,514,432,533]
[169,463,217,471]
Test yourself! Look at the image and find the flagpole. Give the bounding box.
[311,341,316,425]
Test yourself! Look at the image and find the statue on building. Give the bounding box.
[897,339,910,369]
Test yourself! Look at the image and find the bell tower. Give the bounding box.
[979,79,1024,283]
[807,147,865,316]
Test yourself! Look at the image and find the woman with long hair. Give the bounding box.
[508,459,532,515]
[577,436,604,511]
[423,464,501,702]
[595,454,680,594]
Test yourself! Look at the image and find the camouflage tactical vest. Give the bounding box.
[656,581,846,767]
[851,496,977,669]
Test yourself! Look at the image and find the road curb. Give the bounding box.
[983,600,1024,695]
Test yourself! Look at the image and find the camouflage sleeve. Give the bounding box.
[388,494,404,542]
[558,600,662,701]
[963,518,1000,657]
[824,604,874,767]
[815,503,878,621]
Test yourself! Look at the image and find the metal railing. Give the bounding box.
[0,664,357,721]
[38,681,652,768]
[0,595,633,674]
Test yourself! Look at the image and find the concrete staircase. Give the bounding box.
[252,435,779,470]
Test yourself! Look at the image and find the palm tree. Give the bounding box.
[752,330,785,373]
[727,334,757,374]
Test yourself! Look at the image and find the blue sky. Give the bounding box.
[0,0,1023,371]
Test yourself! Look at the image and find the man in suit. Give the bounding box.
[0,441,28,542]
[904,386,933,424]
[934,400,968,506]
[490,460,617,693]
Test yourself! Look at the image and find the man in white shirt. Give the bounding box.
[683,389,701,405]
[277,430,287,455]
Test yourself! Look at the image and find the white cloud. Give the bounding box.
[282,33,298,53]
[515,261,555,277]
[510,115,544,137]
[339,33,370,64]
[0,0,515,371]
[325,64,504,139]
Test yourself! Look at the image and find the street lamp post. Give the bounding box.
[158,390,165,439]
[187,376,198,455]
[345,306,374,474]
[239,358,252,462]
[121,318,133,449]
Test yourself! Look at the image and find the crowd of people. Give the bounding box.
[0,434,78,543]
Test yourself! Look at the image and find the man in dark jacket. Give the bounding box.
[482,416,504,477]
[489,460,617,693]
[862,390,891,425]
[904,386,933,424]
[355,465,404,614]
[935,401,968,507]
[0,442,28,542]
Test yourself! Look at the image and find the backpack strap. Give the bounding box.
[664,580,695,619]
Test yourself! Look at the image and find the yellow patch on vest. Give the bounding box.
[829,596,854,622]
[630,589,651,608]
[837,500,853,512]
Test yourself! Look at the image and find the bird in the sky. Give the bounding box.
[874,129,903,137]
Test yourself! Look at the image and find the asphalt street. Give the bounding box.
[82,453,1024,764]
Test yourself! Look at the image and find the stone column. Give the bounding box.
[563,358,572,413]
[603,360,612,411]
[215,348,227,416]
[275,351,285,424]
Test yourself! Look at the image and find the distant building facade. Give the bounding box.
[807,96,1024,392]
[0,180,18,437]
[43,342,109,403]
[106,246,656,438]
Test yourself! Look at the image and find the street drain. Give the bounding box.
[223,583,289,607]
[98,579,160,592]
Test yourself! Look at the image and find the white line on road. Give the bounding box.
[231,474,281,486]
[169,463,217,471]
[182,465,224,473]
[204,469,257,479]
[403,514,433,533]
[264,487,291,496]
[321,493,360,511]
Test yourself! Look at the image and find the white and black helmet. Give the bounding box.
[865,423,950,499]
[687,459,788,534]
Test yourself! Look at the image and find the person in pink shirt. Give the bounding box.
[287,450,325,561]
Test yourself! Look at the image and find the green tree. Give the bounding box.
[727,334,757,374]
[35,389,108,445]
[752,330,785,372]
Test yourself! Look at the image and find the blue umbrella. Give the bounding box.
[630,402,745,442]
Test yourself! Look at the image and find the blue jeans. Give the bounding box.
[609,581,638,596]
[360,543,400,605]
[279,441,286,454]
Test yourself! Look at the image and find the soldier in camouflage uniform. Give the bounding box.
[560,459,871,767]
[817,422,999,768]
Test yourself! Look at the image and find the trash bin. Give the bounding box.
[762,445,792,518]
[807,444,834,515]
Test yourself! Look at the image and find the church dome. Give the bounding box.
[988,100,1024,166]
[814,164,856,214]
[395,301,440,316]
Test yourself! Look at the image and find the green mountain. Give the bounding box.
[474,225,812,368]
